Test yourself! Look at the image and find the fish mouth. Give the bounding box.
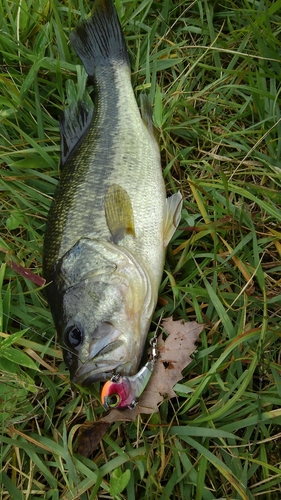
[72,361,120,385]
[72,339,127,385]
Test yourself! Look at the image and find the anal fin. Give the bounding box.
[140,93,159,141]
[163,191,183,247]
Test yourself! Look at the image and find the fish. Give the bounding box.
[43,0,182,401]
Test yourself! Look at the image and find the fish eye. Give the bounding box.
[65,325,83,348]
[107,393,120,408]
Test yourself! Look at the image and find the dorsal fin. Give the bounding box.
[59,97,94,167]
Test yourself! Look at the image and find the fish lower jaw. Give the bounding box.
[72,360,121,385]
[72,355,141,386]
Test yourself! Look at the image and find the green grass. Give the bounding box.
[1,0,281,498]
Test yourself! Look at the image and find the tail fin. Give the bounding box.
[70,0,129,77]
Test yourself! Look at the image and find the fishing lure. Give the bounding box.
[101,335,158,410]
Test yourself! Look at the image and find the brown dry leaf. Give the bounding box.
[8,260,46,287]
[0,247,46,287]
[77,420,111,457]
[102,318,203,424]
[77,318,203,454]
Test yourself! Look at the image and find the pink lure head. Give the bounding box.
[101,377,134,410]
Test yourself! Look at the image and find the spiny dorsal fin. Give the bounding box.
[105,184,135,244]
[60,97,94,167]
[163,191,183,247]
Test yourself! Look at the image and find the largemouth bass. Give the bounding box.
[43,0,182,389]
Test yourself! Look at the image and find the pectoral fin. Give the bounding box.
[105,184,135,243]
[163,191,183,247]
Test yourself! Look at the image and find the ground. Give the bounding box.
[1,0,281,498]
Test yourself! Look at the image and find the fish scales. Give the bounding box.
[43,0,182,386]
[45,63,164,278]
